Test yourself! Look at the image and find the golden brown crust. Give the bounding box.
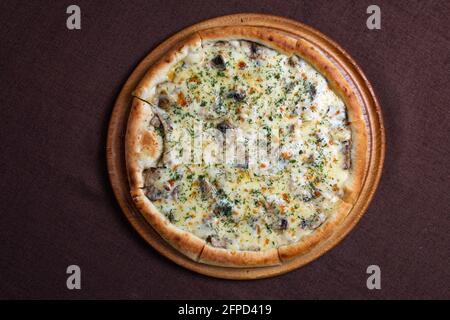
[131,188,205,261]
[197,26,298,56]
[126,99,205,260]
[133,33,203,102]
[125,98,163,190]
[127,27,369,267]
[278,200,353,262]
[294,38,368,204]
[295,38,362,116]
[199,246,280,267]
[343,119,368,203]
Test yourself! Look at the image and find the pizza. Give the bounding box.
[125,26,368,267]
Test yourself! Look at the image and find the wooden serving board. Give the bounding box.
[106,13,385,280]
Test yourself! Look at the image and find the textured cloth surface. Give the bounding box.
[0,0,449,299]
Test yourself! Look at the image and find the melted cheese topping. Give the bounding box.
[142,40,352,251]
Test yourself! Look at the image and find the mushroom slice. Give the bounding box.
[227,90,246,102]
[211,55,226,70]
[342,139,352,170]
[273,218,288,231]
[199,175,217,200]
[213,197,233,217]
[143,167,182,201]
[287,55,301,67]
[145,185,165,201]
[206,235,228,248]
[152,106,173,133]
[157,95,171,110]
[198,176,234,217]
[249,42,261,59]
[307,82,317,100]
[150,105,176,166]
[301,213,327,230]
[288,174,316,202]
[216,119,235,134]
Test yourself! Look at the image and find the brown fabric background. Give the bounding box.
[0,0,449,299]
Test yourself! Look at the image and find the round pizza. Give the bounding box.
[125,26,368,267]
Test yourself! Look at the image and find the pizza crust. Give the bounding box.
[197,26,298,56]
[127,26,369,267]
[293,38,368,204]
[125,98,163,190]
[131,188,206,261]
[133,33,203,103]
[342,119,368,204]
[199,246,281,268]
[278,200,353,261]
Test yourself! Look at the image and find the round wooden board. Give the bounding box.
[107,13,385,280]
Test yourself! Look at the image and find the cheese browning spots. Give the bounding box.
[142,40,353,251]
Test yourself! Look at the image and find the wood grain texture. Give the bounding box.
[106,13,385,280]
